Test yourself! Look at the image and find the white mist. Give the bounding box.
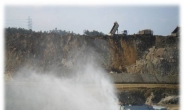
[5,62,119,110]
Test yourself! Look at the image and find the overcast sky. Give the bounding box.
[4,5,179,36]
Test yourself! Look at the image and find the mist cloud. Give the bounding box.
[5,53,119,110]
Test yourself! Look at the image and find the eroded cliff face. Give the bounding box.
[107,35,155,73]
[126,36,179,75]
[5,28,179,83]
[108,35,179,83]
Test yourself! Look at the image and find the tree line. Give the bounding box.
[5,27,105,36]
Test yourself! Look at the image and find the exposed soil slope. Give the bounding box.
[5,28,179,83]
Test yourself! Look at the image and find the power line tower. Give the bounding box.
[28,16,32,30]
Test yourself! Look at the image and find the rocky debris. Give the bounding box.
[125,46,178,76]
[145,92,154,105]
[158,95,179,105]
[117,88,179,106]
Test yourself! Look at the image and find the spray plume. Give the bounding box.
[5,49,119,110]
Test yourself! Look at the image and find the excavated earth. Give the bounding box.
[5,28,179,106]
[5,28,179,84]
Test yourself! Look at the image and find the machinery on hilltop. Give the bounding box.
[108,21,128,36]
[108,21,119,36]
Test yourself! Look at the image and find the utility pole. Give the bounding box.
[28,16,32,30]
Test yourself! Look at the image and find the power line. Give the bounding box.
[5,17,30,29]
[27,16,32,30]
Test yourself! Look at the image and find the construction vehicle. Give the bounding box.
[122,30,128,35]
[138,29,153,35]
[108,21,119,36]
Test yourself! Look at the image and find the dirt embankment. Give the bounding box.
[107,35,178,83]
[5,28,179,83]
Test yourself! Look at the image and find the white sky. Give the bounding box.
[4,5,179,36]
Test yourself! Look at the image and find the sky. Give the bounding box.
[4,5,179,36]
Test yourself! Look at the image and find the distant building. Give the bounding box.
[171,26,180,37]
[138,29,153,35]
